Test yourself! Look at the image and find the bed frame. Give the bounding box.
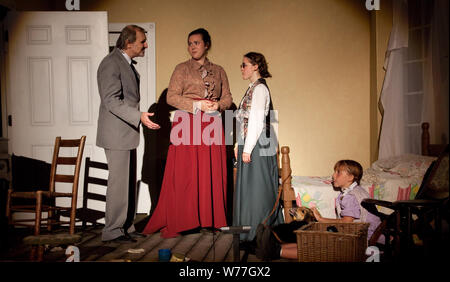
[279,122,446,223]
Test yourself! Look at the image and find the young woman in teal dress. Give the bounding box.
[233,52,284,244]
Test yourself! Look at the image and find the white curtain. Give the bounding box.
[379,0,449,159]
[378,0,409,159]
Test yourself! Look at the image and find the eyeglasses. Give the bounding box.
[240,63,250,69]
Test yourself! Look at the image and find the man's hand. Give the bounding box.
[141,112,160,130]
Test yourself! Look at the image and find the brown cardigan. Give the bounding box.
[166,58,233,113]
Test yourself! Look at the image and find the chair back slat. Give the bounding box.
[87,176,108,186]
[56,157,77,165]
[54,174,75,183]
[88,161,108,170]
[85,192,106,202]
[59,139,82,147]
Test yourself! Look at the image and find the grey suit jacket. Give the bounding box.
[96,48,142,150]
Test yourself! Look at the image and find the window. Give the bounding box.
[404,0,434,154]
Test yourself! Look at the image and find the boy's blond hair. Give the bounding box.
[334,160,363,185]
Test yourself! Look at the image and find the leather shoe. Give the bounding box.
[127,232,147,239]
[103,234,137,243]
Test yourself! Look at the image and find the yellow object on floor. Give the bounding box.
[412,234,423,246]
[170,253,190,262]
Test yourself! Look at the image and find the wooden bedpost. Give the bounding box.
[421,122,446,156]
[422,122,430,156]
[280,146,295,223]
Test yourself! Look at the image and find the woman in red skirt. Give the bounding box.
[142,28,233,238]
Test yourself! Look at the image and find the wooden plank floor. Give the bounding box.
[0,230,230,262]
[3,214,444,263]
[77,229,236,262]
[0,215,292,262]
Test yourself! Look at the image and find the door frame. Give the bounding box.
[0,21,7,140]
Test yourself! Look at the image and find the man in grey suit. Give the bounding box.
[97,25,160,243]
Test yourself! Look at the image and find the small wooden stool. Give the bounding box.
[23,234,81,262]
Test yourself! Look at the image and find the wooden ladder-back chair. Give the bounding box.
[6,136,86,261]
[60,157,108,229]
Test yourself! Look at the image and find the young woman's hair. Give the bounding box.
[244,52,272,78]
[116,25,146,50]
[188,28,212,50]
[334,160,363,185]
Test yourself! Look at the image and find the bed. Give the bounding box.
[280,122,447,223]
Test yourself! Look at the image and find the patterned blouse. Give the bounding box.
[166,58,233,113]
[236,78,273,154]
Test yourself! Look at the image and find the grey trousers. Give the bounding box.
[102,149,137,241]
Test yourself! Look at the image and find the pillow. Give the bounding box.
[416,145,449,200]
[371,154,436,178]
[416,160,436,198]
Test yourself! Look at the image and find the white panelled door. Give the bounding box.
[6,12,109,219]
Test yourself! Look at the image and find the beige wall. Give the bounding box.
[15,0,386,176]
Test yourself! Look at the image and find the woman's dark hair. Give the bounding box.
[334,160,363,185]
[116,25,146,50]
[244,52,272,78]
[188,28,212,50]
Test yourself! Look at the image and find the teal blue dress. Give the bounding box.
[233,136,284,242]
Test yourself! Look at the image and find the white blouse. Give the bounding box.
[243,83,271,154]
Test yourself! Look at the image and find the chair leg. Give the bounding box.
[422,208,442,258]
[29,245,43,262]
[407,207,414,252]
[47,207,53,232]
[69,201,77,234]
[435,208,442,244]
[34,192,43,236]
[37,245,44,262]
[30,245,36,261]
[393,211,400,257]
[5,189,12,224]
[29,245,45,262]
[381,228,391,261]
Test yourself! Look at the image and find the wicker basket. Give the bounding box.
[294,222,369,262]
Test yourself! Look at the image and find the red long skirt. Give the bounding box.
[142,110,228,238]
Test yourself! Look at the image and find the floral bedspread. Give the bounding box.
[291,175,339,218]
[291,154,437,218]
